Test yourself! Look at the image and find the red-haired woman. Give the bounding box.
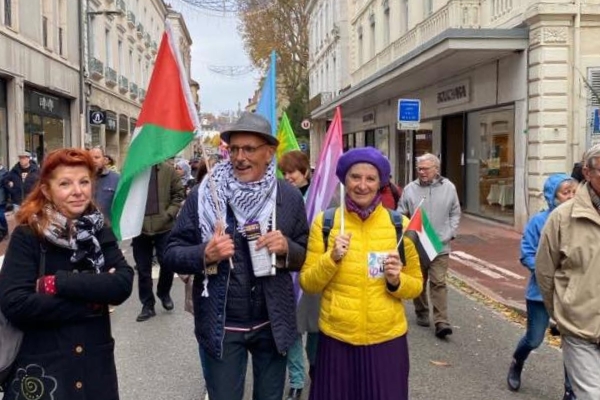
[0,148,134,400]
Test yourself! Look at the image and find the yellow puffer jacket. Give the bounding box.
[300,205,423,345]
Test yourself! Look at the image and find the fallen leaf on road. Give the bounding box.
[429,360,451,367]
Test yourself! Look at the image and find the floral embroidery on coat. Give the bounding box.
[10,364,57,400]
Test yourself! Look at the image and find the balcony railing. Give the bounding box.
[127,11,136,28]
[352,0,481,83]
[89,57,104,80]
[105,66,117,87]
[129,82,139,99]
[118,75,128,94]
[136,23,144,39]
[116,0,126,13]
[480,0,524,28]
[139,88,146,102]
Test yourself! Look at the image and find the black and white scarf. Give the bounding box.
[42,206,105,273]
[197,161,277,239]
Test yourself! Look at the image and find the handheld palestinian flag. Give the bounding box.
[405,207,443,263]
[111,21,199,241]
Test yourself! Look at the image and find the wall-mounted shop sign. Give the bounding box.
[362,110,375,125]
[437,80,470,108]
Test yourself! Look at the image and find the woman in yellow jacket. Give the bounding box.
[300,147,423,400]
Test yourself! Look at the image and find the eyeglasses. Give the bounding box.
[228,143,269,157]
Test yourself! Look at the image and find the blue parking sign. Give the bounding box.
[398,99,421,123]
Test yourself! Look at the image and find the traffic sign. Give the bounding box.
[398,99,421,123]
[301,119,311,130]
[89,110,106,125]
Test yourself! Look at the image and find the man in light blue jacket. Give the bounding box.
[398,153,460,339]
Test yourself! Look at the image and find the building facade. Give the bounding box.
[0,0,82,166]
[308,0,600,230]
[307,0,351,163]
[85,0,196,167]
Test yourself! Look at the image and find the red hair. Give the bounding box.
[17,148,97,236]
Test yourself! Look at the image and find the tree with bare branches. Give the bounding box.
[238,0,309,117]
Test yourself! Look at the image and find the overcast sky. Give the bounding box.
[172,3,261,115]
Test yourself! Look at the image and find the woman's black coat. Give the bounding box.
[0,225,133,400]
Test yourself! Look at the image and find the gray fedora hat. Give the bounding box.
[220,112,279,146]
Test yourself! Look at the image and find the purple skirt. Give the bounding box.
[309,333,409,400]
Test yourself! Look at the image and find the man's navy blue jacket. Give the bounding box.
[164,180,308,359]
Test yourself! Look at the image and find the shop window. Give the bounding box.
[465,105,515,224]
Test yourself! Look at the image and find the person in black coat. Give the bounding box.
[164,112,309,400]
[3,151,40,211]
[0,148,134,400]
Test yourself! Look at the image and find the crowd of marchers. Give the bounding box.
[1,112,600,400]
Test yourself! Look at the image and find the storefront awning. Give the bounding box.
[311,28,529,119]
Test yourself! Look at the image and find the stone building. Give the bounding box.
[0,0,83,166]
[308,0,600,229]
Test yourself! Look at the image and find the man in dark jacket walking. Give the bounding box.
[4,151,40,212]
[89,147,120,223]
[133,161,184,322]
[164,112,309,400]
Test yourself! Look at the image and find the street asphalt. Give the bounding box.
[111,243,565,400]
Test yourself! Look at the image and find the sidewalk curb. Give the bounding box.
[448,266,526,317]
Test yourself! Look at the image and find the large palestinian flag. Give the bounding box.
[111,21,198,240]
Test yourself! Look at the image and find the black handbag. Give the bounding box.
[0,242,46,390]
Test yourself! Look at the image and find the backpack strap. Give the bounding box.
[387,209,406,266]
[322,207,337,251]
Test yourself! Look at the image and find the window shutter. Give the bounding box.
[588,68,600,107]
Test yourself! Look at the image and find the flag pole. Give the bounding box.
[395,197,425,249]
[340,184,345,235]
[271,202,277,274]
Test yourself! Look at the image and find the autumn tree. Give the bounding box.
[237,0,309,122]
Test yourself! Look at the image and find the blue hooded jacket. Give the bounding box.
[520,173,572,301]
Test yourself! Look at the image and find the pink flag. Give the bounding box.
[305,107,344,223]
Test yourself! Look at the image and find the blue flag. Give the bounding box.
[256,51,277,135]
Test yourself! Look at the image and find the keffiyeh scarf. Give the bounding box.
[197,161,277,239]
[42,206,105,273]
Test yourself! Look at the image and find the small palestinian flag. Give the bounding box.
[405,207,443,263]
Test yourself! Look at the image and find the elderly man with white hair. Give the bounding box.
[536,143,600,399]
[398,153,461,339]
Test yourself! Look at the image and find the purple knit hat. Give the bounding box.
[336,147,391,187]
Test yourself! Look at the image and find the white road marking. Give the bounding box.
[450,251,526,280]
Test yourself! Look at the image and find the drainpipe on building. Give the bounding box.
[78,0,85,148]
[572,0,582,164]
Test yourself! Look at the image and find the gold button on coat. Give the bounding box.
[75,381,83,389]
[75,345,83,354]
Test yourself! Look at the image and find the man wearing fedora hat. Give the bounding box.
[4,151,40,213]
[164,112,309,400]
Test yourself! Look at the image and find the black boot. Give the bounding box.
[563,389,576,400]
[507,359,524,391]
[136,305,156,322]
